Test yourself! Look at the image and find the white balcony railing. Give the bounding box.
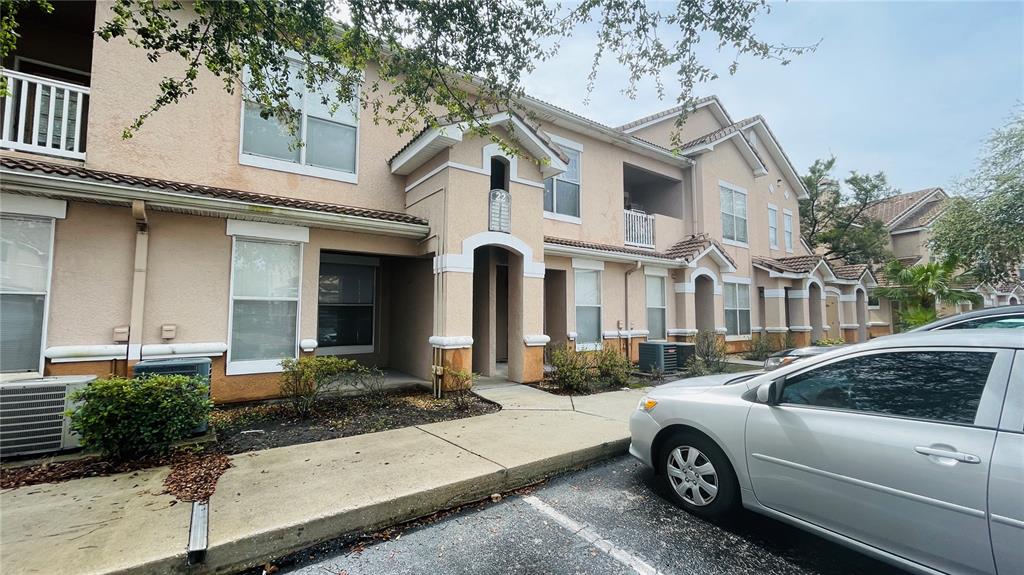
[624,209,655,249]
[1,69,89,160]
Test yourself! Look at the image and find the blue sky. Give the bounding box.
[524,1,1023,195]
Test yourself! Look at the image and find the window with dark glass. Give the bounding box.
[318,261,375,351]
[780,351,995,425]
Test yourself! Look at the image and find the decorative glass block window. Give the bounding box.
[724,282,751,336]
[229,238,301,373]
[720,184,747,243]
[575,269,601,350]
[241,62,359,179]
[317,256,376,353]
[646,275,667,340]
[544,147,580,218]
[784,211,794,252]
[0,215,53,373]
[488,188,511,233]
[768,205,779,249]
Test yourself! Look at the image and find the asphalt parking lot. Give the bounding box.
[273,455,905,575]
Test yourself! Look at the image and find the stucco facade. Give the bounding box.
[1,1,878,401]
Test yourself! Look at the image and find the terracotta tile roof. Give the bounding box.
[872,257,922,287]
[863,188,943,227]
[615,96,725,132]
[0,156,429,226]
[544,236,677,260]
[833,263,869,280]
[891,196,948,231]
[993,280,1024,293]
[663,233,738,268]
[754,254,823,274]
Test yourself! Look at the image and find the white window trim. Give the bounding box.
[646,275,667,341]
[724,281,752,337]
[226,237,303,376]
[783,208,794,253]
[574,269,602,351]
[544,140,582,222]
[0,213,58,376]
[238,64,360,184]
[767,203,779,249]
[316,254,379,356]
[718,180,748,246]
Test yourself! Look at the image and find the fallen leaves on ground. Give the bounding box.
[163,451,231,502]
[0,454,174,489]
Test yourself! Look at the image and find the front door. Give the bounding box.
[745,347,1013,575]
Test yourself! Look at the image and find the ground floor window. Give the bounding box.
[318,254,377,353]
[0,215,52,373]
[646,275,666,340]
[575,269,601,350]
[228,238,301,373]
[724,282,751,336]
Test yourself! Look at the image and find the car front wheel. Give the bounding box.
[658,431,739,520]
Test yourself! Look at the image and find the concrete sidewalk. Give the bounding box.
[0,383,646,575]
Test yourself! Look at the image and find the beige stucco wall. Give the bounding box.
[47,202,135,346]
[891,230,934,262]
[627,107,723,150]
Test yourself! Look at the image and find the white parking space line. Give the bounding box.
[522,495,664,575]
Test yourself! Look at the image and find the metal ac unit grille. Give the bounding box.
[1,385,69,456]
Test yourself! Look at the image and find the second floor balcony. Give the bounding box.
[624,209,655,248]
[1,69,89,161]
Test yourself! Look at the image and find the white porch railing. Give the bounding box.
[624,209,655,249]
[1,69,89,160]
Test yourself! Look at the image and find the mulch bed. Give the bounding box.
[1,391,498,492]
[533,374,660,396]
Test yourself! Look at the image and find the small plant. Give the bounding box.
[684,355,711,377]
[353,365,389,407]
[549,347,596,393]
[812,337,846,346]
[742,333,775,361]
[783,331,796,349]
[280,355,358,417]
[649,366,666,385]
[68,374,211,460]
[595,347,632,387]
[693,330,728,373]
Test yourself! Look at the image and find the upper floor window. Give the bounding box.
[544,147,580,219]
[720,183,747,244]
[783,210,794,252]
[240,63,359,183]
[767,205,779,249]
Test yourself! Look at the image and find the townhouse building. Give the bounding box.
[0,2,877,403]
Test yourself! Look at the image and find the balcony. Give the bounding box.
[1,69,89,161]
[624,209,655,249]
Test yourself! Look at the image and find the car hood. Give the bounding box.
[651,373,745,393]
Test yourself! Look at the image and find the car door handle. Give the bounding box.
[914,446,982,464]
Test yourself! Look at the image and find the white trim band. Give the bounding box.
[226,219,309,243]
[429,335,474,349]
[602,330,650,339]
[1,192,67,218]
[789,326,813,332]
[764,327,790,333]
[840,324,861,330]
[524,335,551,347]
[667,328,699,336]
[572,258,605,271]
[787,290,809,299]
[45,342,228,363]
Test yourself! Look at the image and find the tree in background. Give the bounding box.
[799,156,895,264]
[930,107,1024,285]
[0,0,817,148]
[873,259,981,329]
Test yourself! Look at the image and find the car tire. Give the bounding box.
[657,430,739,520]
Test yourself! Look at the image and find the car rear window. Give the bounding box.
[939,315,1024,330]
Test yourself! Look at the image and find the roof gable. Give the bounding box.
[617,96,732,134]
[863,188,947,228]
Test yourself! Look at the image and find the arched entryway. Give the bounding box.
[808,281,824,342]
[694,274,716,333]
[1010,296,1020,306]
[855,288,868,341]
[472,245,524,379]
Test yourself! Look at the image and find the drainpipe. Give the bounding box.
[128,200,149,372]
[624,260,642,362]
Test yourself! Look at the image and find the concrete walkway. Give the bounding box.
[0,383,646,575]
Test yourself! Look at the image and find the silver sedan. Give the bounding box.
[630,330,1023,575]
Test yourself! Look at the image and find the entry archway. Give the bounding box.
[472,245,524,379]
[808,281,824,342]
[694,274,716,333]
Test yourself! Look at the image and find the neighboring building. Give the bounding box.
[0,2,877,402]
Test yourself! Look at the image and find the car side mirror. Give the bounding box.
[756,378,783,405]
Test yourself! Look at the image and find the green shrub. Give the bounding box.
[684,355,710,377]
[693,330,728,373]
[812,337,847,346]
[352,365,389,407]
[280,355,359,417]
[742,333,775,361]
[549,347,596,393]
[595,347,632,387]
[68,375,211,460]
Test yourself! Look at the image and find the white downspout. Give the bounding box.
[624,260,642,362]
[128,200,148,366]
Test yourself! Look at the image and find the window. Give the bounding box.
[646,275,666,340]
[0,215,52,373]
[940,315,1024,330]
[868,294,880,308]
[767,205,779,249]
[724,282,751,336]
[575,269,601,350]
[241,62,359,181]
[544,147,580,219]
[318,256,376,353]
[720,184,747,243]
[780,351,995,425]
[783,210,794,252]
[229,238,301,373]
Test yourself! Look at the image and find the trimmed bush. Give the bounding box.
[280,355,359,417]
[812,337,847,346]
[742,334,775,361]
[595,347,632,387]
[68,375,211,460]
[693,330,728,373]
[550,347,596,393]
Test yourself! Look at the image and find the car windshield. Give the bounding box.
[939,315,1024,330]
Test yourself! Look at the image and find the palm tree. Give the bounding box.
[874,260,982,328]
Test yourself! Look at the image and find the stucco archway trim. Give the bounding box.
[433,231,546,278]
[675,266,723,295]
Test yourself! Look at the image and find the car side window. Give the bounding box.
[942,316,1024,330]
[780,351,996,425]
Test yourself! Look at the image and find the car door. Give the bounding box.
[989,350,1024,575]
[744,347,1014,575]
